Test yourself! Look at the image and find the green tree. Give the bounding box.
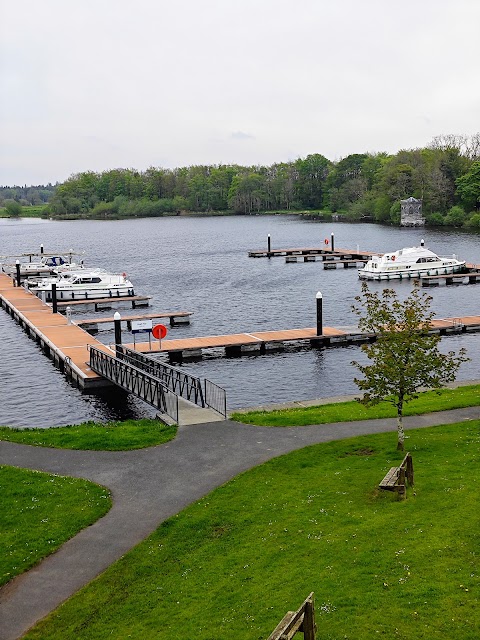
[4,200,22,216]
[351,283,468,450]
[456,161,480,211]
[444,205,466,227]
[294,154,331,208]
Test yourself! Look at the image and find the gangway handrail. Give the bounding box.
[115,345,205,407]
[88,345,178,422]
[116,345,227,417]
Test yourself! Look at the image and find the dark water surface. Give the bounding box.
[1,215,479,427]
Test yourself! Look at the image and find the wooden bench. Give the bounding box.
[267,592,316,640]
[379,452,414,499]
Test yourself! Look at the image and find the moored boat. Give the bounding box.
[358,245,466,280]
[1,255,83,277]
[28,269,135,301]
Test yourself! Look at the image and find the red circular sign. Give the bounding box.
[152,324,168,339]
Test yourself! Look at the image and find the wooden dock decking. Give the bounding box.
[421,272,480,286]
[0,273,113,389]
[76,311,193,330]
[55,295,151,310]
[122,315,480,363]
[248,246,380,259]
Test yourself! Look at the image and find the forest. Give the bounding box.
[3,134,480,227]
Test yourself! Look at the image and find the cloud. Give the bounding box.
[230,131,255,141]
[1,0,480,184]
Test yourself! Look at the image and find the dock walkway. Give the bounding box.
[76,311,193,330]
[0,273,113,389]
[55,295,151,310]
[248,245,378,259]
[124,316,480,363]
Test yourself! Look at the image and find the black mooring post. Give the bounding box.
[331,233,335,252]
[40,244,44,255]
[114,312,122,351]
[316,291,323,336]
[267,233,271,257]
[52,283,58,313]
[15,261,21,287]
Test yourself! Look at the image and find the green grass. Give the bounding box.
[0,205,48,218]
[0,466,111,586]
[23,421,480,639]
[0,419,177,450]
[231,384,480,426]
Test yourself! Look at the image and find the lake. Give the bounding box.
[1,215,479,427]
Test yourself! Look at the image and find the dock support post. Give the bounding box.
[267,233,271,257]
[40,244,44,255]
[15,260,21,287]
[114,312,122,352]
[316,291,323,336]
[52,283,58,313]
[66,306,72,324]
[331,233,335,252]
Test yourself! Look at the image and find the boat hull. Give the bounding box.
[358,263,466,281]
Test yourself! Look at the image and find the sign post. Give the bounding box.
[131,319,153,348]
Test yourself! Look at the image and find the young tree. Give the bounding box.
[4,200,22,216]
[351,283,468,450]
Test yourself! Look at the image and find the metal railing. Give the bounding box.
[89,346,178,422]
[204,378,227,417]
[116,345,227,417]
[115,345,205,406]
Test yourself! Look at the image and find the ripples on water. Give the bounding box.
[1,216,479,426]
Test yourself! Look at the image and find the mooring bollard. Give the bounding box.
[52,283,58,313]
[316,291,323,336]
[66,306,72,325]
[15,260,21,287]
[267,233,271,257]
[331,232,335,252]
[114,311,122,349]
[40,244,44,255]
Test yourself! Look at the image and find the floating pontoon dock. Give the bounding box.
[0,273,113,389]
[123,316,480,363]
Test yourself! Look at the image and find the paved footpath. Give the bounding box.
[0,408,478,640]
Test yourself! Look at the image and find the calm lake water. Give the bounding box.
[1,215,479,427]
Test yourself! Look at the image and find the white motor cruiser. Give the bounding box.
[29,269,135,301]
[358,245,466,280]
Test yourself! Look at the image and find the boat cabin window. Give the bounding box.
[416,257,438,263]
[78,277,102,284]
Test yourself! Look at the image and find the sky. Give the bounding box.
[1,0,479,186]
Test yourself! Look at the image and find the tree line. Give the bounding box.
[5,134,480,227]
[0,184,56,208]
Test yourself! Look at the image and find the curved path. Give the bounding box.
[0,407,478,640]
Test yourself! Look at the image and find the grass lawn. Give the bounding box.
[231,384,480,426]
[23,421,480,639]
[0,205,47,218]
[0,466,111,587]
[0,419,177,450]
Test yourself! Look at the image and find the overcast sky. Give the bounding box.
[1,0,479,186]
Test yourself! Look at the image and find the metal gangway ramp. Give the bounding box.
[89,345,227,424]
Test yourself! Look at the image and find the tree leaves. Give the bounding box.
[351,282,469,449]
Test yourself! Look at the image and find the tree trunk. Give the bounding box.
[397,410,405,451]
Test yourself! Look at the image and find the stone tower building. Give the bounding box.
[400,196,424,226]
